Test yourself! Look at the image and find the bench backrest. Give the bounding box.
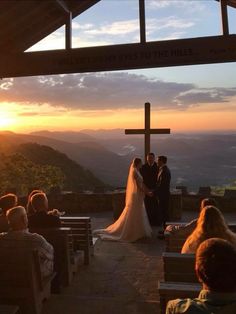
[30,227,72,287]
[60,216,92,245]
[60,217,92,265]
[163,252,197,283]
[0,248,44,312]
[164,232,186,252]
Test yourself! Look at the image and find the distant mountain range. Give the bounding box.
[0,130,236,191]
[0,130,130,186]
[15,143,105,191]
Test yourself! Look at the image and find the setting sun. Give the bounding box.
[0,110,16,130]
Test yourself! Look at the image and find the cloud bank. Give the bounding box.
[1,73,236,113]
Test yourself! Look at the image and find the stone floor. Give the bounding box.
[42,210,236,314]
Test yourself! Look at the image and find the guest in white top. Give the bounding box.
[0,206,54,277]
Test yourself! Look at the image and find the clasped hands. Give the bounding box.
[146,190,154,197]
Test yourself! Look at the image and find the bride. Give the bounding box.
[93,158,152,242]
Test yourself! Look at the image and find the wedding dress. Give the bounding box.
[93,163,152,242]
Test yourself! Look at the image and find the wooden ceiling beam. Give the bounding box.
[1,35,236,78]
[215,0,236,8]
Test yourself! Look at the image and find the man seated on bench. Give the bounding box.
[28,192,61,229]
[0,193,17,232]
[165,198,217,237]
[166,238,236,313]
[0,206,54,278]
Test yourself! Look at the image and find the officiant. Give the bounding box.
[140,152,159,226]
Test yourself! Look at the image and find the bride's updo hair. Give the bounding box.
[133,158,142,168]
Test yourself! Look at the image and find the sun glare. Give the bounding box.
[0,112,16,130]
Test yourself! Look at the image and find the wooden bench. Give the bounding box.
[60,216,93,265]
[165,221,236,252]
[158,281,201,314]
[0,248,55,314]
[163,252,197,283]
[160,251,200,313]
[164,231,186,252]
[30,227,76,289]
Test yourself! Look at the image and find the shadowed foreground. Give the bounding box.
[42,213,164,314]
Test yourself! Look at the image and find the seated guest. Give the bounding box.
[26,189,43,216]
[0,206,53,277]
[28,192,61,229]
[166,238,236,313]
[0,193,17,232]
[165,198,217,237]
[181,206,236,254]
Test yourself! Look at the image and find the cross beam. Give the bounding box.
[125,103,170,160]
[1,35,236,78]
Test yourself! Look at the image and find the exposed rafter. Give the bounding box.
[0,0,101,53]
[216,0,236,8]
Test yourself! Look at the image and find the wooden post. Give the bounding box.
[220,0,229,36]
[66,11,72,50]
[139,0,146,43]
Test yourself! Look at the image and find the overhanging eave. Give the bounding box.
[1,35,236,78]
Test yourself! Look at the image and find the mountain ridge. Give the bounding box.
[0,130,235,191]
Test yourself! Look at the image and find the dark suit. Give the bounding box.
[28,211,61,229]
[155,164,171,228]
[140,162,160,226]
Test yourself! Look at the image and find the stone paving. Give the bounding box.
[42,210,236,314]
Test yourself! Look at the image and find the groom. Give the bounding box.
[140,152,159,226]
[155,155,171,234]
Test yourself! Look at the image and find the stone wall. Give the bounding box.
[19,192,113,215]
[19,191,236,219]
[182,194,236,212]
[47,193,114,214]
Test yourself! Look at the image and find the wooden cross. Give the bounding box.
[125,102,170,160]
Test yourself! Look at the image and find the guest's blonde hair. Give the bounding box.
[182,206,236,253]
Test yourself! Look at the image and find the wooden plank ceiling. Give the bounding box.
[0,0,100,53]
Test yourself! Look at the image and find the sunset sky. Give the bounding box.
[0,0,236,133]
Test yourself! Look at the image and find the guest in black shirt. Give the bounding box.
[26,189,43,216]
[28,192,61,229]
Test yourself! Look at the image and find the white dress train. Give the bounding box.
[93,165,152,242]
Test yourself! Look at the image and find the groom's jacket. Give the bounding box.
[155,165,171,198]
[140,162,158,189]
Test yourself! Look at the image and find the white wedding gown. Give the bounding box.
[93,165,152,242]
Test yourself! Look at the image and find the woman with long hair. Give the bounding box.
[93,158,152,242]
[181,205,236,254]
[26,189,43,216]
